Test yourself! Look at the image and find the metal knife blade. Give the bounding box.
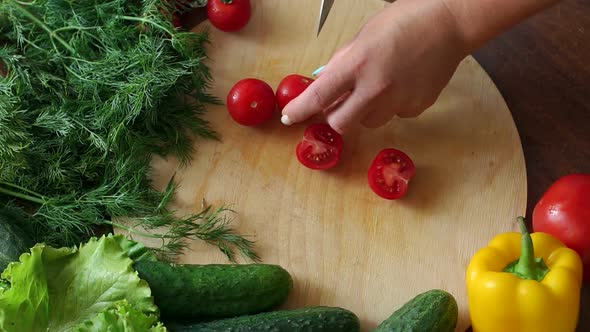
[317,0,335,36]
[191,0,208,7]
[185,0,207,7]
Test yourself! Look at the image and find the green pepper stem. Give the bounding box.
[514,217,536,275]
[503,217,549,281]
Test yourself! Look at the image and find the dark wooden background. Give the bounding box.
[186,0,590,329]
[473,0,589,331]
[473,0,590,221]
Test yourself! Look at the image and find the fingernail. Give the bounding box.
[312,65,326,76]
[281,115,293,126]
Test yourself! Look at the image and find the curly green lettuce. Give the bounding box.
[0,235,164,331]
[77,300,166,332]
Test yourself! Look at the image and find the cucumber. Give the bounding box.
[167,306,361,332]
[0,206,34,272]
[373,289,458,332]
[133,260,293,319]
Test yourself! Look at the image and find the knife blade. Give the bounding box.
[317,0,334,36]
[177,0,207,12]
[190,0,208,7]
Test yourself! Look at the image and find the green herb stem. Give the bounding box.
[117,16,174,36]
[52,26,97,33]
[0,181,45,200]
[0,0,258,262]
[0,186,45,205]
[7,0,77,55]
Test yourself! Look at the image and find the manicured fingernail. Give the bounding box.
[312,65,326,76]
[281,115,293,126]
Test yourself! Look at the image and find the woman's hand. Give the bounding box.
[281,0,468,134]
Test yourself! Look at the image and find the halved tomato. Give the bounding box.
[296,123,343,170]
[368,148,416,200]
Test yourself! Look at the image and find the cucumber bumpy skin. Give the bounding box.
[373,289,458,332]
[167,306,361,332]
[0,208,34,272]
[133,261,293,320]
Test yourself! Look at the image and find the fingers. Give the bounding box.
[396,108,423,118]
[322,91,352,115]
[281,66,354,125]
[361,106,396,128]
[324,91,372,134]
[395,97,437,118]
[281,43,357,126]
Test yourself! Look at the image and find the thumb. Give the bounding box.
[281,65,353,126]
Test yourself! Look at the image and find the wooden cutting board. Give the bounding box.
[140,1,527,331]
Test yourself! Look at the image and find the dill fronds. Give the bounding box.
[0,0,259,262]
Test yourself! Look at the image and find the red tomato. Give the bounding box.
[368,148,416,200]
[276,74,314,111]
[296,123,343,170]
[226,78,276,126]
[532,174,590,281]
[207,0,251,32]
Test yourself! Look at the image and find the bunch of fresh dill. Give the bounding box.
[0,0,259,262]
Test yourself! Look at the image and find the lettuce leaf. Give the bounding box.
[76,300,166,332]
[0,235,160,332]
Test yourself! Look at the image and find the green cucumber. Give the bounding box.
[133,260,293,319]
[167,306,361,332]
[0,206,34,272]
[373,289,458,332]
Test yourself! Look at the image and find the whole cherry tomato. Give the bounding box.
[296,123,343,170]
[532,173,590,281]
[368,148,416,200]
[207,0,251,32]
[276,74,314,111]
[226,78,277,126]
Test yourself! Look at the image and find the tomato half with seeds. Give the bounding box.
[296,123,343,170]
[207,0,251,32]
[227,78,277,126]
[276,74,314,111]
[368,148,416,200]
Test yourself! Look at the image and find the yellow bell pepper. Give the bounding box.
[466,217,583,332]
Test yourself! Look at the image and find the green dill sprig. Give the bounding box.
[0,0,259,262]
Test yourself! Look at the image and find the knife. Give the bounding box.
[178,0,209,27]
[187,0,208,8]
[188,0,333,36]
[317,0,335,36]
[188,0,332,75]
